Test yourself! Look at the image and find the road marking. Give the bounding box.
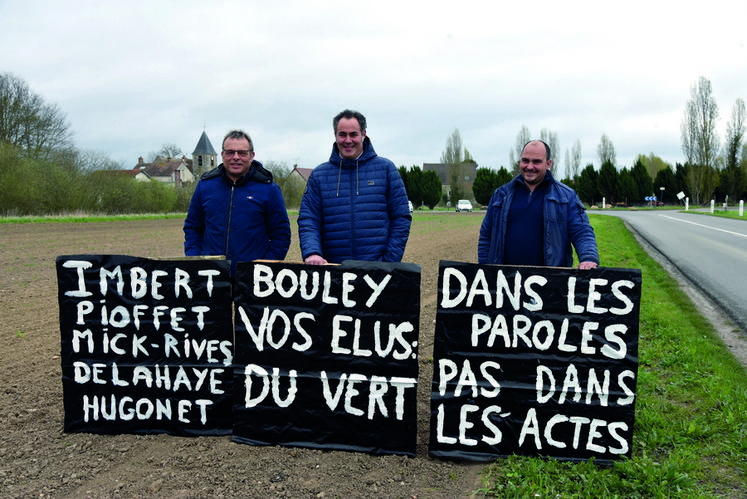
[660,215,747,238]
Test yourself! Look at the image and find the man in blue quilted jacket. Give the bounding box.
[184,130,290,275]
[478,140,599,269]
[298,109,411,265]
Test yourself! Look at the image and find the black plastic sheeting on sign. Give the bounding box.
[57,255,233,436]
[429,261,642,464]
[232,260,422,457]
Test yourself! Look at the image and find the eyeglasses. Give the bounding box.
[222,149,251,157]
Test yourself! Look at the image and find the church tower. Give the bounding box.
[192,131,218,177]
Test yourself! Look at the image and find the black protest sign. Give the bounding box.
[232,260,421,456]
[56,255,233,435]
[429,261,642,463]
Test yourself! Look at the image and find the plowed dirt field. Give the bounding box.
[0,213,487,498]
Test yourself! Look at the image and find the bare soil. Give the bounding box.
[0,215,486,498]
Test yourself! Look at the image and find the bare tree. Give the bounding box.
[596,134,616,166]
[0,72,73,160]
[681,76,720,204]
[147,143,184,162]
[721,98,746,200]
[540,128,560,176]
[508,125,531,175]
[569,140,582,179]
[724,98,745,169]
[77,149,124,172]
[440,129,464,165]
[563,141,583,180]
[158,143,184,160]
[441,129,471,202]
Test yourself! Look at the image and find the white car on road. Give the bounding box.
[456,199,473,212]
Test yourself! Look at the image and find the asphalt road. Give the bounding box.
[596,209,747,332]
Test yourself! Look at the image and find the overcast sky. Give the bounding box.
[2,1,745,176]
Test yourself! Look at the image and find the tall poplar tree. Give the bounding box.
[596,134,616,166]
[681,76,720,204]
[720,98,746,201]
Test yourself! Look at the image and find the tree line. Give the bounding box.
[398,151,736,210]
[0,142,196,216]
[2,72,744,216]
[0,72,198,216]
[421,76,745,209]
[553,75,746,208]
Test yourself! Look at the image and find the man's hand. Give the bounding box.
[577,261,598,270]
[305,254,328,265]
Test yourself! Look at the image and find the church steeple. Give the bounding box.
[192,131,218,177]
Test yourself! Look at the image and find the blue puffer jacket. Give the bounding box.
[184,162,290,272]
[298,137,411,263]
[478,171,599,267]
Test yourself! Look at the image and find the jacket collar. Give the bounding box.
[513,169,555,189]
[216,160,273,185]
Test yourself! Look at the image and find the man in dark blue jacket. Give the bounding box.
[184,130,290,274]
[298,109,411,264]
[478,140,598,269]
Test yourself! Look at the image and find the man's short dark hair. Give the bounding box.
[333,109,367,134]
[222,130,254,153]
[522,139,551,162]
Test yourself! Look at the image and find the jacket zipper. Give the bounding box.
[350,164,357,259]
[225,185,235,256]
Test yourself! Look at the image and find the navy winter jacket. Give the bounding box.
[478,171,599,267]
[298,137,411,263]
[184,162,290,272]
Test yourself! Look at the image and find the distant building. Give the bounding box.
[423,160,477,199]
[134,155,195,187]
[290,165,313,184]
[117,131,220,187]
[123,131,219,186]
[192,131,218,177]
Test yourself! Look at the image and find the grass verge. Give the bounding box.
[0,213,188,224]
[685,210,746,220]
[477,214,747,498]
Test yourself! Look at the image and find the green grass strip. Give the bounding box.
[477,214,747,498]
[0,213,188,224]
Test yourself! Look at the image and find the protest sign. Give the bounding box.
[56,255,233,435]
[232,260,421,456]
[429,261,641,463]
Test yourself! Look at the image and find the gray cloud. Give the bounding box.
[1,1,744,174]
